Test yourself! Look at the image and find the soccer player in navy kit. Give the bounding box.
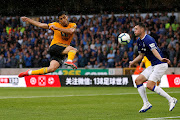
[129,23,177,113]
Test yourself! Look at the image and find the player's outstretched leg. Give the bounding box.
[147,81,177,111]
[18,60,60,77]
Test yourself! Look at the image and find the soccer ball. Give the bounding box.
[118,33,131,45]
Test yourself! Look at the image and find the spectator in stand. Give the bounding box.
[10,54,18,68]
[78,52,87,67]
[24,53,32,68]
[32,55,41,68]
[158,24,166,35]
[121,51,129,68]
[0,54,6,68]
[115,50,122,63]
[89,51,96,66]
[5,53,11,68]
[18,54,25,68]
[93,61,99,68]
[40,55,50,67]
[171,21,179,31]
[107,50,115,68]
[174,42,180,67]
[169,12,176,24]
[128,47,134,61]
[95,38,101,48]
[86,62,93,69]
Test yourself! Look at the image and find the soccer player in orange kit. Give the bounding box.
[19,11,78,77]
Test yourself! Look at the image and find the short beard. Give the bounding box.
[135,33,140,37]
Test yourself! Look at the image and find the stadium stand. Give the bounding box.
[0,12,179,68]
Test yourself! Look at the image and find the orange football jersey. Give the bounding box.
[48,22,76,46]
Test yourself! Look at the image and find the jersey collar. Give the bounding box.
[140,34,147,40]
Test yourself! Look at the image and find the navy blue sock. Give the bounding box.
[137,84,143,88]
[152,86,156,91]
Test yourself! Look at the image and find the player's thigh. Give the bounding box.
[148,63,168,83]
[141,66,153,80]
[62,46,77,54]
[135,66,153,85]
[48,44,66,56]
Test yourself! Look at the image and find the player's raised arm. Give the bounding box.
[21,17,49,29]
[151,49,171,64]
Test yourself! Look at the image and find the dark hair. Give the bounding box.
[57,11,67,18]
[136,22,146,29]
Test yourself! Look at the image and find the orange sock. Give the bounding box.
[67,50,76,61]
[31,67,48,75]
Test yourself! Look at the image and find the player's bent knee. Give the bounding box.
[48,67,57,72]
[66,46,78,52]
[71,47,77,52]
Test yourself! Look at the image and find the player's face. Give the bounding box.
[134,25,142,37]
[59,14,68,26]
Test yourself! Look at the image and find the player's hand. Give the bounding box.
[49,25,58,30]
[161,58,171,64]
[129,61,133,68]
[21,17,28,22]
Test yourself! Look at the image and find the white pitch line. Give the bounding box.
[145,116,180,120]
[0,91,179,99]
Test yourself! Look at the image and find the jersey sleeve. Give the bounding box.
[144,37,157,51]
[141,58,145,63]
[48,22,56,31]
[70,23,77,29]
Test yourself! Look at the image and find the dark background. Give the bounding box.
[1,0,180,16]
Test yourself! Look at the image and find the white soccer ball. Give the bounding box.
[118,33,131,45]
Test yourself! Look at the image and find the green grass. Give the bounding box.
[0,87,179,120]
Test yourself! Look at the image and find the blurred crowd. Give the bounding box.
[0,12,180,68]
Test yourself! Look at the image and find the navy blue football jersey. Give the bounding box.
[137,34,164,66]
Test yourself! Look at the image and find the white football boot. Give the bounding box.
[139,102,152,113]
[169,97,177,111]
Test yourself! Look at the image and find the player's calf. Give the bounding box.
[146,81,156,91]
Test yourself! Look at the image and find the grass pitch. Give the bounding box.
[0,87,179,120]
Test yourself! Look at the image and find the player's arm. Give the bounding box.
[139,61,144,69]
[129,53,144,68]
[139,58,145,69]
[151,49,171,64]
[49,25,76,34]
[21,17,48,29]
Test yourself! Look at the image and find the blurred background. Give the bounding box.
[0,0,180,75]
